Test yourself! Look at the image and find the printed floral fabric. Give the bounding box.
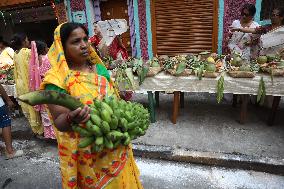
[41,24,142,189]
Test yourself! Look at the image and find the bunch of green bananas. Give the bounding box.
[17,90,150,153]
[73,97,150,152]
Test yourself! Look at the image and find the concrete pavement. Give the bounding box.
[1,138,284,189]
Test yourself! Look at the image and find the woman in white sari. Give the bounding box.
[228,4,259,61]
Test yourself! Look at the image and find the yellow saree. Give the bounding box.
[41,24,143,189]
[14,48,42,135]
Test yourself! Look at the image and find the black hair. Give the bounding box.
[0,36,9,47]
[273,7,284,17]
[10,32,28,51]
[60,22,89,51]
[241,4,256,17]
[35,40,48,55]
[274,7,284,24]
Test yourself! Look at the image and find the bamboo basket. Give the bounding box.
[228,71,255,78]
[146,67,162,77]
[167,69,192,76]
[204,72,220,78]
[262,68,284,76]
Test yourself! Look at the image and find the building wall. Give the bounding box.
[65,0,266,58]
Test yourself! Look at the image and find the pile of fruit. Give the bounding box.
[229,53,253,72]
[18,90,150,152]
[0,65,14,84]
[162,52,225,79]
[257,54,284,74]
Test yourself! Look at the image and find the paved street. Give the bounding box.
[0,93,284,188]
[1,139,284,189]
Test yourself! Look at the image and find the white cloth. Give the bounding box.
[97,19,128,46]
[228,20,260,61]
[0,96,5,107]
[260,26,284,55]
[0,47,14,67]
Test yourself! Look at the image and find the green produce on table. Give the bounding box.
[239,64,251,72]
[205,63,216,72]
[17,90,150,152]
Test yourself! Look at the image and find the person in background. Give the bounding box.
[29,40,55,139]
[41,22,142,188]
[89,22,128,60]
[90,22,132,101]
[231,8,284,56]
[11,33,43,137]
[228,3,259,61]
[0,84,23,159]
[0,36,14,68]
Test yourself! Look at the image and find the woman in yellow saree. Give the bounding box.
[11,33,43,135]
[41,23,143,189]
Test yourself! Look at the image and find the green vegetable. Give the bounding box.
[257,77,266,105]
[217,75,224,103]
[78,137,95,148]
[176,62,186,75]
[18,90,84,110]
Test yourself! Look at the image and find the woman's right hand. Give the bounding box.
[68,105,91,124]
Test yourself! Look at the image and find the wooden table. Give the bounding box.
[132,72,284,124]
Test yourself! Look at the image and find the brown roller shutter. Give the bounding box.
[152,0,218,56]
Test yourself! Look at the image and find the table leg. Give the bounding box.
[155,91,159,108]
[239,94,249,124]
[172,91,180,124]
[148,91,156,123]
[267,96,281,126]
[180,92,184,109]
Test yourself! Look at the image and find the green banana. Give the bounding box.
[94,99,102,109]
[90,114,102,126]
[127,122,137,130]
[78,137,95,148]
[107,131,124,142]
[124,111,133,122]
[103,96,112,105]
[95,136,104,145]
[101,101,114,115]
[128,127,140,136]
[110,116,119,130]
[101,121,111,134]
[72,125,93,137]
[123,135,131,145]
[18,90,84,110]
[119,118,128,132]
[101,109,112,123]
[113,109,121,117]
[109,99,118,109]
[104,137,114,149]
[84,122,102,136]
[91,108,100,115]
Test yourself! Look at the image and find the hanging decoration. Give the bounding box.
[0,11,7,26]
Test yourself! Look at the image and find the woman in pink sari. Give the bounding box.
[29,41,55,139]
